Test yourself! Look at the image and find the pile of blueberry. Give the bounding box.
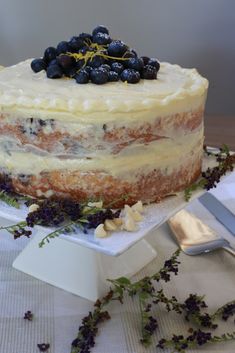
[31,25,160,84]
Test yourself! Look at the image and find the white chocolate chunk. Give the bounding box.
[104,219,117,231]
[132,210,143,222]
[113,218,123,226]
[94,223,108,238]
[131,200,144,213]
[28,203,40,213]
[124,204,133,215]
[122,213,137,232]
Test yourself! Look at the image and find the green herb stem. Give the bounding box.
[38,221,76,248]
[0,190,20,208]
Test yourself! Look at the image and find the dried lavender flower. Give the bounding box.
[37,343,50,352]
[24,310,34,321]
[185,144,235,201]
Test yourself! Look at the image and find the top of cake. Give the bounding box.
[0,25,208,122]
[0,60,208,115]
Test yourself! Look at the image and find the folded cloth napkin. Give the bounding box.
[186,172,235,249]
[0,172,234,353]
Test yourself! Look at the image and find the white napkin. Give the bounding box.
[186,172,235,248]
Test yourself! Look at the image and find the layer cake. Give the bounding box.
[0,60,208,206]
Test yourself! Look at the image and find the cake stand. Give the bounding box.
[0,189,204,302]
[0,151,229,301]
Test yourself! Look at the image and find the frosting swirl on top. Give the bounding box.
[0,59,208,116]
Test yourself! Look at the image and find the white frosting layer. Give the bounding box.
[0,60,208,123]
[0,127,203,181]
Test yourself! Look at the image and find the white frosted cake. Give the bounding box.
[0,52,208,206]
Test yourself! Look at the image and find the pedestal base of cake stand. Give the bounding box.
[12,229,157,301]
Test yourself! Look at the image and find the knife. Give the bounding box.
[199,193,235,236]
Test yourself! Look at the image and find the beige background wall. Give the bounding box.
[0,0,234,115]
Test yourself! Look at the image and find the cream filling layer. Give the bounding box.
[0,128,203,181]
[0,60,208,123]
[1,95,205,125]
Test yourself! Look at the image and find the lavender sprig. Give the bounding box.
[0,190,20,208]
[0,221,31,239]
[109,249,181,346]
[151,290,235,332]
[38,221,77,248]
[71,290,115,353]
[212,300,235,321]
[184,144,235,201]
[157,329,235,353]
[1,198,120,246]
[152,289,183,314]
[72,248,235,352]
[138,292,158,346]
[71,249,181,352]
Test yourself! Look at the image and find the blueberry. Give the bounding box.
[130,49,138,57]
[67,67,78,78]
[89,55,106,68]
[43,47,57,63]
[46,64,63,79]
[69,36,84,52]
[76,59,85,70]
[48,59,57,66]
[75,70,89,84]
[141,65,157,79]
[79,47,89,55]
[90,68,108,84]
[83,65,92,74]
[78,32,92,42]
[56,41,71,55]
[100,64,111,72]
[56,55,76,73]
[107,40,128,57]
[141,56,150,65]
[120,69,140,83]
[31,58,47,73]
[79,46,95,55]
[123,49,137,59]
[127,57,144,71]
[122,50,138,67]
[92,25,109,36]
[92,32,111,45]
[111,62,124,74]
[108,71,119,82]
[148,58,160,72]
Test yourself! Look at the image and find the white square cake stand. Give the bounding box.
[14,231,157,301]
[0,189,204,302]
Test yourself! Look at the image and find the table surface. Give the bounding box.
[0,114,234,353]
[205,115,235,150]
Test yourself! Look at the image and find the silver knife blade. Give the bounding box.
[199,193,235,236]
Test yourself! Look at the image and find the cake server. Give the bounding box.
[199,193,235,236]
[168,209,235,256]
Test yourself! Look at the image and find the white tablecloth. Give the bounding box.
[0,173,235,353]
